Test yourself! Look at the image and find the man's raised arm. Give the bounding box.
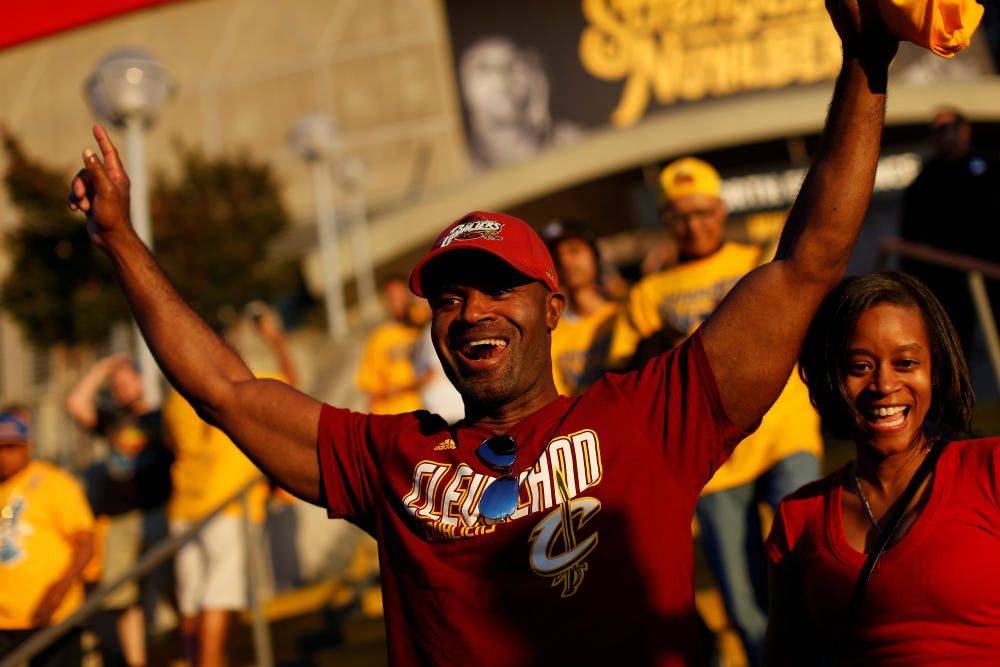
[69,125,324,503]
[701,0,898,431]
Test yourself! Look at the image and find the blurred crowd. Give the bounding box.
[2,306,306,667]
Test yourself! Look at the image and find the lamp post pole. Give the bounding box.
[290,113,349,340]
[86,49,174,407]
[122,116,161,406]
[341,156,378,326]
[311,157,348,340]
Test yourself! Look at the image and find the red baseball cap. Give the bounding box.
[409,211,559,297]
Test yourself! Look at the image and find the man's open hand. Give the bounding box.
[67,124,133,249]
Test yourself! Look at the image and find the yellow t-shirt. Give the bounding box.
[610,242,822,493]
[163,386,271,524]
[609,243,763,365]
[356,321,423,415]
[0,461,95,629]
[551,300,620,396]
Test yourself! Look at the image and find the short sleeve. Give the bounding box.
[355,334,383,394]
[607,304,640,369]
[54,471,96,537]
[599,328,749,498]
[628,279,664,339]
[765,480,829,569]
[317,404,381,531]
[766,501,793,566]
[988,439,1000,508]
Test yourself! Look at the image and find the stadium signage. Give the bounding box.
[579,0,842,127]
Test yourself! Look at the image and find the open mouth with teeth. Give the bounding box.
[458,338,509,362]
[864,405,909,430]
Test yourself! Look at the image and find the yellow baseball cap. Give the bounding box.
[658,157,721,205]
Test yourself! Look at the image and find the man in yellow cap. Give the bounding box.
[0,412,95,666]
[609,157,823,667]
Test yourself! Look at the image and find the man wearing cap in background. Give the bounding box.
[609,155,823,667]
[67,1,896,663]
[541,219,619,396]
[0,412,95,666]
[899,107,1000,363]
[65,353,172,667]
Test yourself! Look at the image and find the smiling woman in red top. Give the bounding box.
[763,271,1000,666]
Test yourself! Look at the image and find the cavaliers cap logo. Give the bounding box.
[438,217,505,248]
[673,170,695,186]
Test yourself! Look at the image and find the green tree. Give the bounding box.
[0,130,126,347]
[0,132,298,348]
[150,146,298,326]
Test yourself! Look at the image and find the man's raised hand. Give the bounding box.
[67,124,133,249]
[827,0,899,69]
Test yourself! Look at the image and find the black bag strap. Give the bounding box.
[846,439,947,630]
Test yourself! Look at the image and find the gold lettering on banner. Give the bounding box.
[579,0,842,127]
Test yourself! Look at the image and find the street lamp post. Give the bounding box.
[339,156,379,326]
[289,114,349,340]
[85,49,174,407]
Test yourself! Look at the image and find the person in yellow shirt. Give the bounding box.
[164,307,293,667]
[542,219,619,396]
[611,157,822,667]
[0,412,95,667]
[356,276,425,414]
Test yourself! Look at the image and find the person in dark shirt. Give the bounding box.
[66,354,171,667]
[899,108,1000,359]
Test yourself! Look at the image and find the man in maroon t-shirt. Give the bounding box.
[67,2,897,663]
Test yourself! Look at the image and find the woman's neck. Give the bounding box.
[854,433,931,500]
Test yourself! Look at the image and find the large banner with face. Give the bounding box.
[444,0,997,169]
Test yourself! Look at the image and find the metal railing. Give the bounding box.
[1,477,273,667]
[875,236,1000,390]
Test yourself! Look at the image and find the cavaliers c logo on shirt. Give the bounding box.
[527,468,601,598]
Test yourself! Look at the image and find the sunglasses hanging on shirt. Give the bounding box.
[476,434,519,521]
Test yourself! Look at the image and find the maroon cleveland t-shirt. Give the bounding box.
[318,329,745,666]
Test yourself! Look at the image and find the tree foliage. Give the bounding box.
[0,131,127,347]
[150,146,298,326]
[0,131,298,349]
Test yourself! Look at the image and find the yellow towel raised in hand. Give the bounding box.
[878,0,984,57]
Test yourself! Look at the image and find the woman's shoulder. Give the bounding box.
[944,436,1000,469]
[786,466,843,503]
[775,467,844,524]
[769,467,845,560]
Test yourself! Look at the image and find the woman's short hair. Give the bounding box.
[799,271,974,440]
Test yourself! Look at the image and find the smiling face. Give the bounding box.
[663,194,726,260]
[423,251,564,413]
[844,303,933,454]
